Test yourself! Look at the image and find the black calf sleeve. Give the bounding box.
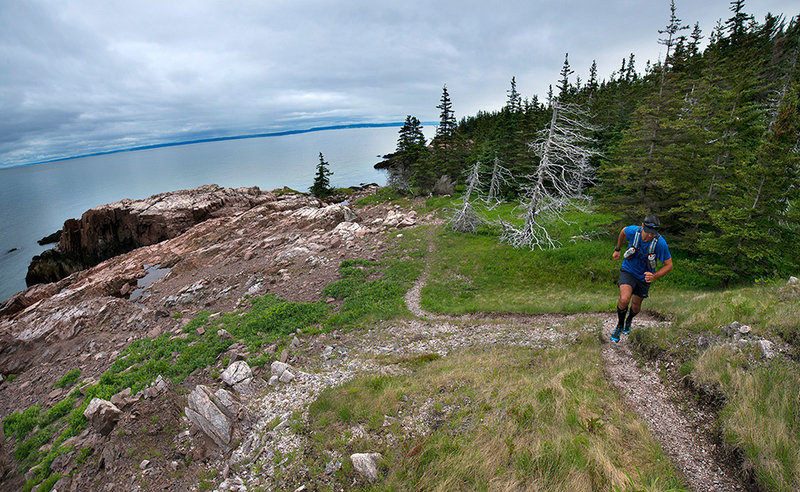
[617,307,628,325]
[626,309,638,325]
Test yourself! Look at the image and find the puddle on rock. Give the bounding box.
[130,264,171,302]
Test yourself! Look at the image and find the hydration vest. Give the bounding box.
[630,227,659,270]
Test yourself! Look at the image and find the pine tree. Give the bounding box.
[557,53,574,100]
[436,85,457,138]
[726,0,753,45]
[506,76,522,113]
[626,53,636,81]
[588,60,599,98]
[658,0,690,76]
[309,152,334,198]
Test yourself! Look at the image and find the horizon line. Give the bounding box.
[1,121,438,170]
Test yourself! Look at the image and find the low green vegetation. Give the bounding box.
[323,229,426,328]
[299,335,686,490]
[422,200,716,315]
[53,369,81,389]
[693,348,799,491]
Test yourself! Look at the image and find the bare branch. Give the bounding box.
[449,161,486,234]
[501,101,601,249]
[484,157,515,207]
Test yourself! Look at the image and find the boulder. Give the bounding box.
[83,398,122,435]
[279,370,295,384]
[350,453,382,482]
[789,276,799,284]
[185,385,235,448]
[270,361,290,378]
[221,361,253,387]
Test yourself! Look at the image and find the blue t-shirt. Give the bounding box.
[621,225,671,281]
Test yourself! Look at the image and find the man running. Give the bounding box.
[610,214,673,343]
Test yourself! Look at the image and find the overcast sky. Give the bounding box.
[1,1,796,168]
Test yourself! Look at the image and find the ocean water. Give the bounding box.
[0,126,407,302]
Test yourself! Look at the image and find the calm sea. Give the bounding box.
[0,126,412,302]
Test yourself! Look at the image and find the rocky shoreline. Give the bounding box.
[0,183,421,490]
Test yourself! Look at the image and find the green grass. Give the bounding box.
[52,369,80,389]
[421,204,717,316]
[629,281,800,491]
[323,228,426,328]
[353,187,411,206]
[692,346,800,490]
[296,333,686,490]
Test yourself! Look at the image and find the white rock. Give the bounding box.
[271,361,290,377]
[221,361,253,386]
[185,385,234,448]
[139,459,150,470]
[739,325,751,335]
[350,453,382,482]
[245,283,262,296]
[214,388,237,412]
[83,398,122,435]
[279,370,295,383]
[268,375,279,386]
[757,339,776,359]
[789,276,799,284]
[218,329,233,340]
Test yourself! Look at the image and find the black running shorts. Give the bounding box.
[618,269,651,298]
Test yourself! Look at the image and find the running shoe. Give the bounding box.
[622,320,632,335]
[611,324,623,343]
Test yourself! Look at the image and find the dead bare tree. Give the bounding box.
[501,101,600,249]
[484,157,514,206]
[449,160,485,234]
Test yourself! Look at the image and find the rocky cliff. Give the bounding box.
[26,184,270,286]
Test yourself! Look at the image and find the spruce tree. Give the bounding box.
[506,76,522,113]
[557,53,574,100]
[436,85,457,138]
[588,60,599,97]
[310,152,334,198]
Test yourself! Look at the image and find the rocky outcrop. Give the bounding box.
[185,385,237,449]
[27,185,271,286]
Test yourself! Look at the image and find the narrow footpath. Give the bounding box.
[404,235,745,492]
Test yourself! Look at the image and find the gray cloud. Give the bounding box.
[1,0,796,167]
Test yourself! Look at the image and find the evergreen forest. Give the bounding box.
[376,1,800,286]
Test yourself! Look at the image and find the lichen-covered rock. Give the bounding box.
[270,361,290,378]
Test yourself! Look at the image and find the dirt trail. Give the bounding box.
[402,235,746,492]
[601,321,745,491]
